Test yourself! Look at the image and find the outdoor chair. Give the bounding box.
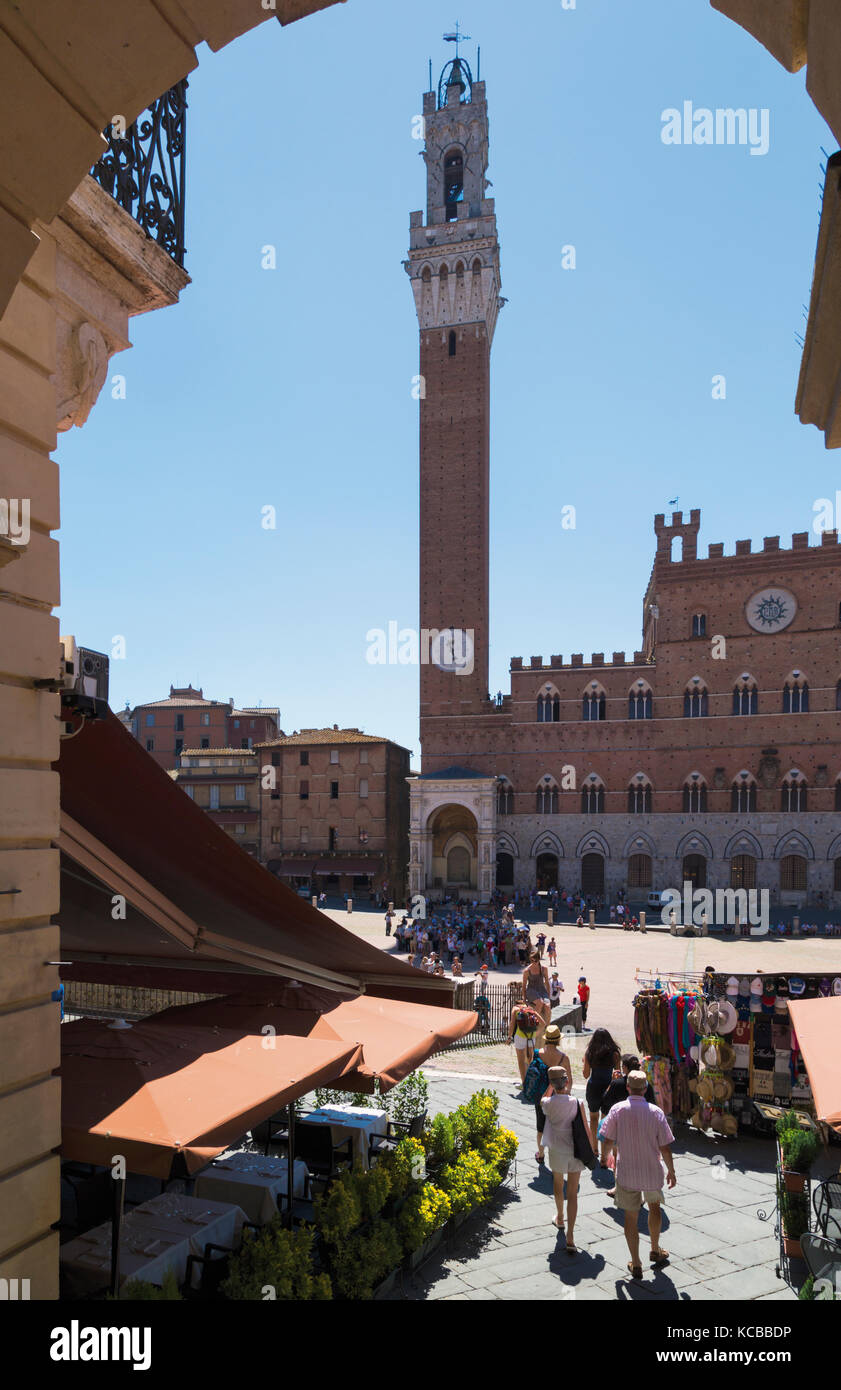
[800,1233,841,1297]
[368,1111,428,1164]
[251,1107,292,1156]
[184,1221,261,1298]
[293,1123,353,1190]
[813,1177,841,1242]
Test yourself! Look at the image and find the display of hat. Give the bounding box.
[697,1074,715,1102]
[713,1076,734,1101]
[750,994,762,1012]
[689,1043,700,1061]
[750,976,763,995]
[701,1041,721,1068]
[719,1113,738,1137]
[712,999,738,1034]
[774,996,789,1015]
[804,979,820,998]
[717,1041,736,1070]
[690,1109,705,1130]
[776,976,790,996]
[738,976,751,995]
[725,975,739,996]
[832,978,841,997]
[788,976,805,997]
[819,977,832,998]
[761,994,775,1015]
[688,1001,708,1035]
[763,978,777,995]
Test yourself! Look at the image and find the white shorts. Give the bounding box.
[513,1035,533,1051]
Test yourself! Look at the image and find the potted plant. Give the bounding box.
[775,1110,818,1193]
[778,1182,810,1258]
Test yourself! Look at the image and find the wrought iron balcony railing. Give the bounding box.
[90,79,187,267]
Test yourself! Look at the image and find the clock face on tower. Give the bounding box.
[745,587,797,634]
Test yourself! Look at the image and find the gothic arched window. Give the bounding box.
[781,772,807,812]
[682,775,707,813]
[628,682,652,720]
[684,681,708,718]
[732,676,758,715]
[782,675,809,713]
[731,774,757,813]
[627,777,652,814]
[581,777,605,814]
[582,685,606,721]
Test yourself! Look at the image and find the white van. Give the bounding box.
[646,890,668,910]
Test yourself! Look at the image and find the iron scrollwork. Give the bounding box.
[90,79,187,267]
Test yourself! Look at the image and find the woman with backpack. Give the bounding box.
[507,998,542,1087]
[523,1023,573,1164]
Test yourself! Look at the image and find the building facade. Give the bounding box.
[172,748,260,856]
[407,63,841,908]
[258,727,410,900]
[124,684,280,770]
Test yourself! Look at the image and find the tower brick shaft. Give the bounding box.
[407,60,502,746]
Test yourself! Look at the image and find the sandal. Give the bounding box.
[552,1217,564,1230]
[565,1243,579,1255]
[627,1261,643,1280]
[650,1249,670,1266]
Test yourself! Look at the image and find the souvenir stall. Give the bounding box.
[706,971,841,1131]
[632,970,732,1131]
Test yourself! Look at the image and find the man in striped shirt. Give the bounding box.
[601,1071,677,1280]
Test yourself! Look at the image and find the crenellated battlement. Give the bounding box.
[653,509,839,565]
[511,651,648,672]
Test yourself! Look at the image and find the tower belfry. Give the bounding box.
[407,52,502,737]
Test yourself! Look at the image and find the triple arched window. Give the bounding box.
[732,676,758,715]
[582,684,606,721]
[628,681,652,720]
[537,690,560,722]
[535,780,559,814]
[682,774,707,813]
[627,776,652,814]
[497,779,514,815]
[781,771,807,812]
[684,680,708,718]
[782,675,809,713]
[581,776,605,814]
[731,773,757,813]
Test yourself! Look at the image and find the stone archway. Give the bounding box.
[428,803,479,895]
[581,852,605,896]
[536,852,559,890]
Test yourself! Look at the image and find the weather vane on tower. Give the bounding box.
[443,22,471,56]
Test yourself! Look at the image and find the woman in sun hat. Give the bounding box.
[534,1023,573,1164]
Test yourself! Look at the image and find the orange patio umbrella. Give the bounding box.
[787,996,841,1136]
[59,1015,363,1178]
[152,987,478,1091]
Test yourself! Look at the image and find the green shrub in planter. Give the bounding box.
[778,1183,810,1242]
[391,1071,429,1127]
[397,1185,451,1252]
[381,1136,426,1196]
[314,1175,361,1244]
[330,1221,403,1300]
[458,1090,500,1146]
[780,1127,818,1174]
[426,1113,455,1166]
[775,1109,800,1139]
[110,1270,182,1300]
[438,1148,500,1214]
[350,1162,392,1223]
[481,1126,519,1173]
[221,1222,331,1301]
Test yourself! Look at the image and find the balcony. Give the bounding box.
[90,80,187,267]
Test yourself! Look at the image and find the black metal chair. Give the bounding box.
[251,1108,292,1156]
[800,1233,841,1297]
[814,1177,841,1242]
[184,1221,261,1297]
[293,1123,353,1191]
[368,1111,427,1165]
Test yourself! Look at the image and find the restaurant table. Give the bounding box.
[300,1104,388,1169]
[59,1192,246,1296]
[194,1151,309,1224]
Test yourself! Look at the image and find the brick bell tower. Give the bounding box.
[406,51,502,746]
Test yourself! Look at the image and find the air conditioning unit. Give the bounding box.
[60,636,109,701]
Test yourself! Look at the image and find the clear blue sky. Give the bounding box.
[56,0,836,762]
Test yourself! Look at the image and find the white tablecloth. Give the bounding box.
[194,1152,309,1224]
[300,1105,388,1169]
[60,1193,246,1295]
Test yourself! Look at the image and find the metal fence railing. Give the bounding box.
[63,981,219,1023]
[447,980,521,1047]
